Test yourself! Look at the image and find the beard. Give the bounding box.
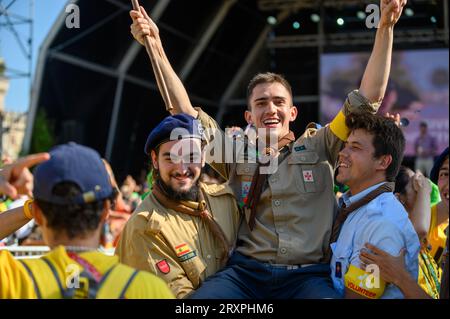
[155,173,200,202]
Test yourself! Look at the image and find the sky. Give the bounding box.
[0,0,67,113]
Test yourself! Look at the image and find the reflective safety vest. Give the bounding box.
[18,252,139,299]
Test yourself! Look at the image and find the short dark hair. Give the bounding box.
[246,72,293,110]
[346,113,405,182]
[420,121,428,128]
[394,166,413,195]
[35,182,115,239]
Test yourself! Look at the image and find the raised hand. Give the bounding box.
[0,153,50,199]
[380,0,407,28]
[385,112,401,127]
[130,6,159,47]
[412,171,432,194]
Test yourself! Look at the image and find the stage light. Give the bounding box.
[430,16,437,23]
[405,8,414,16]
[356,11,366,20]
[293,21,300,29]
[337,18,344,26]
[310,14,320,23]
[267,16,277,25]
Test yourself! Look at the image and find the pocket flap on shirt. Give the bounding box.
[288,151,319,164]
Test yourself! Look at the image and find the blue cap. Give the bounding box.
[144,114,204,155]
[430,147,449,184]
[33,142,114,205]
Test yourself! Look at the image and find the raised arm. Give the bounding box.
[408,173,432,240]
[130,6,198,118]
[359,0,407,103]
[0,153,50,199]
[0,207,31,240]
[0,153,49,239]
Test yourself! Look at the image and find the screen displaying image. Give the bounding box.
[321,49,449,156]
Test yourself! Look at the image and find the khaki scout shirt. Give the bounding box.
[196,90,379,265]
[116,182,241,299]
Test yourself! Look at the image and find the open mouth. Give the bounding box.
[262,118,281,128]
[337,162,350,169]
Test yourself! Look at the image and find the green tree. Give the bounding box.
[29,109,55,154]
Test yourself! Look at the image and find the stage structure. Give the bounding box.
[25,0,448,181]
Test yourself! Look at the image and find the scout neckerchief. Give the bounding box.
[324,182,395,263]
[152,182,231,264]
[245,130,296,231]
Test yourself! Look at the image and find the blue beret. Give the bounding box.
[430,147,449,184]
[144,114,204,155]
[34,142,114,205]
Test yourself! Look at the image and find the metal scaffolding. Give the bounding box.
[0,0,34,158]
[258,0,449,48]
[258,0,435,11]
[0,0,35,80]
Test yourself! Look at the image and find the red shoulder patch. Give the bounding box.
[156,259,170,274]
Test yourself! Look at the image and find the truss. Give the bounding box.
[0,0,34,80]
[258,0,436,11]
[268,29,449,48]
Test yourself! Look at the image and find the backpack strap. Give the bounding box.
[41,257,66,297]
[18,260,42,299]
[96,264,141,299]
[118,269,139,299]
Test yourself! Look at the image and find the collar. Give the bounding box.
[340,181,387,208]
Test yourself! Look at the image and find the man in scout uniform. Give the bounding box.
[129,0,406,298]
[330,113,419,298]
[116,114,241,299]
[0,143,173,299]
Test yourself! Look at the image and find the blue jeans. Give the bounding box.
[190,252,341,299]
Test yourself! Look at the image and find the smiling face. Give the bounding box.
[438,157,449,209]
[336,129,392,195]
[245,82,298,140]
[151,138,204,197]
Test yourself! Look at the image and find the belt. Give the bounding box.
[265,263,316,270]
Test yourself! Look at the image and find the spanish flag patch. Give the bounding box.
[175,243,197,262]
[175,243,191,257]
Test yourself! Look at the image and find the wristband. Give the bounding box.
[23,199,34,219]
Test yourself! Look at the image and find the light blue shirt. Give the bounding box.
[330,182,420,299]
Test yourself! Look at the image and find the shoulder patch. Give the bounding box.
[294,145,307,152]
[174,243,198,262]
[156,260,171,274]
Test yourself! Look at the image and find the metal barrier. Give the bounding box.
[0,246,115,259]
[0,246,50,259]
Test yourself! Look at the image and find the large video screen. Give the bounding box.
[321,49,449,156]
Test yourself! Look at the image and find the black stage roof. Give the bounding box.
[25,0,448,181]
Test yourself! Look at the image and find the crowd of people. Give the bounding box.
[0,0,448,299]
[0,159,146,249]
